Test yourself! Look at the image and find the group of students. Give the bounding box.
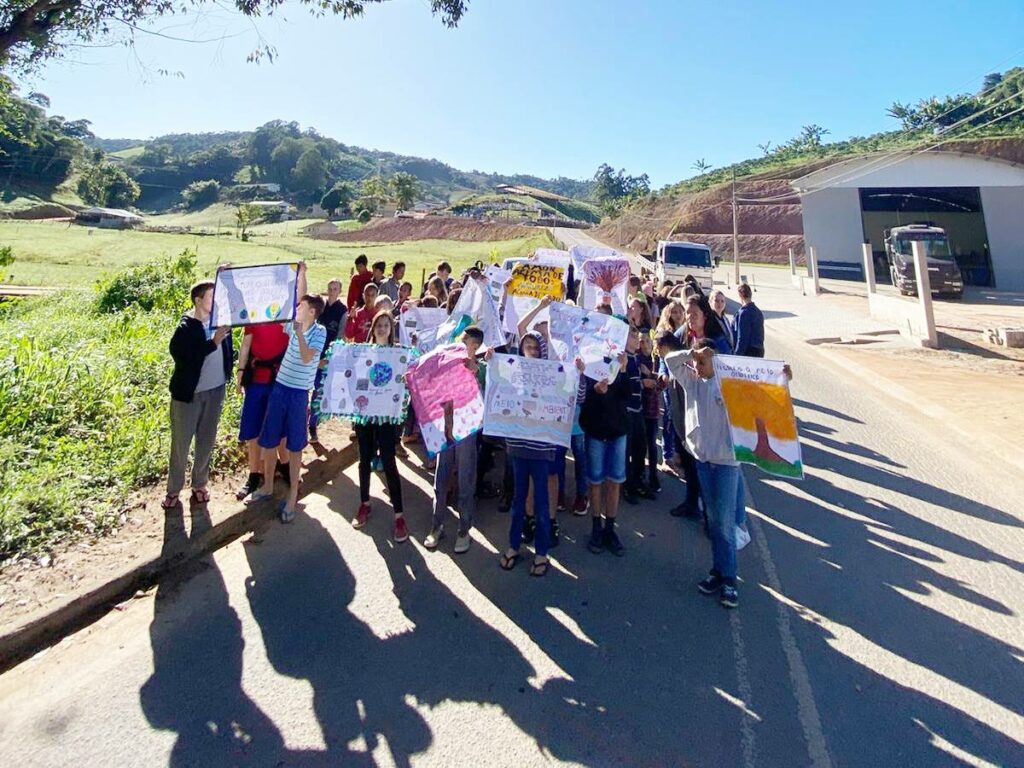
[164,253,778,608]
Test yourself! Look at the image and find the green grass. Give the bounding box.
[109,145,145,159]
[0,220,553,289]
[0,290,244,557]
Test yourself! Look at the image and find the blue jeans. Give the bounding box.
[431,433,478,535]
[570,432,587,499]
[510,457,551,556]
[661,390,675,460]
[696,461,743,580]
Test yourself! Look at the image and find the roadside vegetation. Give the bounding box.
[0,251,244,559]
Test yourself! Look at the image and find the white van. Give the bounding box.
[655,240,714,292]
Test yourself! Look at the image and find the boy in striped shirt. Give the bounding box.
[252,263,327,522]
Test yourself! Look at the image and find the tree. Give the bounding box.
[0,1,469,72]
[981,72,1003,94]
[692,158,712,174]
[181,179,220,209]
[292,147,327,196]
[320,182,355,218]
[269,137,308,184]
[357,175,389,215]
[76,162,140,208]
[756,141,772,156]
[235,203,261,242]
[592,163,650,217]
[390,171,420,210]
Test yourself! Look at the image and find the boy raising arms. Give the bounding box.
[251,263,326,522]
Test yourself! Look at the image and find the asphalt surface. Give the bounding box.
[2,319,1023,767]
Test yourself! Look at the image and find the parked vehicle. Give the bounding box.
[884,224,963,299]
[655,240,715,292]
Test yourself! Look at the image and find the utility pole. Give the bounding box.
[731,168,740,286]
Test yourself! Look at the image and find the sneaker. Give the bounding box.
[523,515,536,544]
[698,571,724,595]
[353,502,371,529]
[720,583,739,609]
[235,472,262,501]
[623,488,638,506]
[638,483,656,500]
[550,519,560,548]
[649,475,662,494]
[557,494,567,514]
[454,532,471,554]
[587,521,604,554]
[424,525,445,551]
[394,516,409,543]
[572,496,589,516]
[603,525,624,556]
[671,500,700,519]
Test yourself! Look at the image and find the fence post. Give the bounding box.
[788,247,796,276]
[911,240,938,348]
[862,243,876,295]
[808,246,821,295]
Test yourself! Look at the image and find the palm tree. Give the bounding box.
[390,172,421,211]
[692,158,712,175]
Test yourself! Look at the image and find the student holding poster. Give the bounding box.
[163,278,233,509]
[350,311,411,543]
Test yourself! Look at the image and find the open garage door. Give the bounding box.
[860,186,994,286]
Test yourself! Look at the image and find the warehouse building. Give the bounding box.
[792,151,1024,290]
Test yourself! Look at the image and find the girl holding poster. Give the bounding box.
[352,310,410,544]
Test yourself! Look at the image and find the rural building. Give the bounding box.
[248,200,292,217]
[792,151,1024,290]
[75,207,144,229]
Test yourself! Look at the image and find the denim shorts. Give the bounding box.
[585,434,627,485]
[258,383,309,453]
[239,382,273,442]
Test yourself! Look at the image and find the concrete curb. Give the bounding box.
[0,441,359,673]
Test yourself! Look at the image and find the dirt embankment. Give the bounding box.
[311,216,541,243]
[595,179,806,264]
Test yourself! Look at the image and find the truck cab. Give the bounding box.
[655,240,714,292]
[884,224,963,299]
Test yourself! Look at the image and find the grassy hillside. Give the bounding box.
[0,219,553,289]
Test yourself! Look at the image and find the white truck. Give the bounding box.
[654,240,715,292]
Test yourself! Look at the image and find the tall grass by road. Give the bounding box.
[0,252,242,559]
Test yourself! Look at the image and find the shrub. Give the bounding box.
[357,208,372,224]
[181,179,221,209]
[94,249,197,314]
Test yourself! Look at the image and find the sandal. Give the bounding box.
[161,493,180,509]
[530,557,550,578]
[499,550,521,571]
[190,487,211,504]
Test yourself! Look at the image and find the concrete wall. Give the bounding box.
[799,187,864,266]
[868,293,933,345]
[980,186,1024,291]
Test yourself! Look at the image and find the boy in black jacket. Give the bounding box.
[164,279,233,508]
[579,352,629,555]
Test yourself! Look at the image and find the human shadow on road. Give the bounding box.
[745,437,1024,767]
[140,502,287,766]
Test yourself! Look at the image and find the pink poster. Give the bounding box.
[404,343,484,456]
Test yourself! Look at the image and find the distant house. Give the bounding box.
[235,183,282,195]
[75,207,144,229]
[248,200,292,218]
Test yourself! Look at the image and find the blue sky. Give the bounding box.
[22,0,1024,187]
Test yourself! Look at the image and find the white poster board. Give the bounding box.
[211,263,298,328]
[320,344,412,423]
[399,306,450,354]
[549,301,629,382]
[482,354,578,448]
[580,257,631,315]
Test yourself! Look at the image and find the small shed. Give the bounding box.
[75,207,145,229]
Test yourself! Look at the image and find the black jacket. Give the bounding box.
[168,315,234,403]
[579,370,630,440]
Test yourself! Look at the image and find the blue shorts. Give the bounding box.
[239,382,273,442]
[258,383,309,453]
[585,434,627,485]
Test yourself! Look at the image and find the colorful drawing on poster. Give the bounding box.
[211,263,298,328]
[435,277,506,349]
[507,263,564,301]
[548,301,629,382]
[580,257,630,315]
[568,244,623,274]
[482,355,577,448]
[319,343,412,424]
[399,306,450,354]
[714,354,804,479]
[405,343,484,456]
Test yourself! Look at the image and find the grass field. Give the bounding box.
[0,219,555,290]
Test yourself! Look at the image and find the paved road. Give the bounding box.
[551,228,652,277]
[2,321,1023,766]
